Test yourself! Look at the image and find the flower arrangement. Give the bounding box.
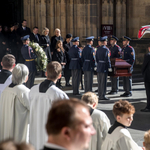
[29,42,48,71]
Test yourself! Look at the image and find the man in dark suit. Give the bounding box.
[141,45,150,112]
[44,99,95,150]
[30,26,40,43]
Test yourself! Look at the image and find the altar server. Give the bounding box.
[29,61,69,150]
[102,100,143,150]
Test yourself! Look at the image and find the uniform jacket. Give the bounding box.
[30,33,40,43]
[96,45,111,73]
[122,45,135,72]
[81,45,95,71]
[39,35,52,62]
[68,45,82,70]
[51,35,63,52]
[109,44,121,58]
[142,52,150,82]
[21,44,37,72]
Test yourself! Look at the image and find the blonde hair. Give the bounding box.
[81,92,98,105]
[144,130,150,150]
[42,27,49,35]
[54,28,61,36]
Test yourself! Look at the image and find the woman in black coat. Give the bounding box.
[39,27,52,63]
[53,40,66,88]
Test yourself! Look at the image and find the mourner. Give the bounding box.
[63,33,73,87]
[21,35,37,89]
[30,26,40,43]
[68,37,82,95]
[120,36,135,97]
[141,44,150,112]
[0,64,30,142]
[108,35,121,95]
[81,92,110,150]
[143,130,150,150]
[81,36,95,93]
[0,54,15,97]
[96,36,111,100]
[44,99,95,150]
[102,100,143,150]
[29,61,69,150]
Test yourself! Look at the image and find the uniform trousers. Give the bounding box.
[71,69,81,94]
[26,72,35,89]
[122,76,132,94]
[84,71,93,92]
[64,63,71,85]
[97,72,107,99]
[110,77,119,92]
[144,82,150,109]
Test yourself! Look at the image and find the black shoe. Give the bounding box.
[66,83,72,87]
[73,93,82,96]
[95,89,98,92]
[108,91,118,95]
[120,93,132,97]
[99,97,110,100]
[140,108,150,112]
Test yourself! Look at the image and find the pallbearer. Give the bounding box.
[120,36,135,97]
[96,36,111,100]
[108,35,121,95]
[81,36,95,92]
[68,37,82,95]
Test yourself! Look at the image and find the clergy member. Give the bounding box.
[0,54,15,97]
[101,100,143,150]
[81,92,110,150]
[0,64,30,142]
[44,99,96,150]
[29,61,69,150]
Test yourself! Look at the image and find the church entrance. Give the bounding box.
[0,0,23,26]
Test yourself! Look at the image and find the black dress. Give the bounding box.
[39,35,52,62]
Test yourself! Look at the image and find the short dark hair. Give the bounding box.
[22,19,26,23]
[2,54,15,69]
[33,26,38,30]
[113,100,135,118]
[46,98,89,135]
[46,61,62,80]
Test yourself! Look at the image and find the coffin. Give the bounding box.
[108,58,132,77]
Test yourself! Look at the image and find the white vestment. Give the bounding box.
[0,75,12,97]
[29,83,69,150]
[101,126,143,150]
[88,109,111,150]
[0,84,30,142]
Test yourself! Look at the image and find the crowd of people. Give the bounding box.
[0,19,150,150]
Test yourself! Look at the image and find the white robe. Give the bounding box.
[0,84,30,142]
[101,126,143,150]
[29,84,69,150]
[88,109,111,150]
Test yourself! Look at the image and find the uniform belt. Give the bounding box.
[25,59,34,61]
[99,60,106,63]
[85,59,90,62]
[125,59,130,61]
[71,58,78,60]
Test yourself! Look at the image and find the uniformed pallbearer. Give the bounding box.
[120,36,135,97]
[81,36,95,92]
[96,36,111,100]
[108,35,121,95]
[68,37,82,95]
[21,35,37,89]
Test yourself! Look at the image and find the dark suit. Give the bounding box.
[63,41,72,85]
[17,26,31,38]
[30,33,40,43]
[43,146,65,150]
[142,52,150,109]
[39,35,52,62]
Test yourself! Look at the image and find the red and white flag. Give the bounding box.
[138,25,150,39]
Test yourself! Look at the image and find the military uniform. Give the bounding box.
[68,37,82,95]
[96,36,111,100]
[121,36,135,97]
[21,35,37,89]
[109,35,122,94]
[81,36,95,92]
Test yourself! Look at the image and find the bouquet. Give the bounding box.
[29,42,48,71]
